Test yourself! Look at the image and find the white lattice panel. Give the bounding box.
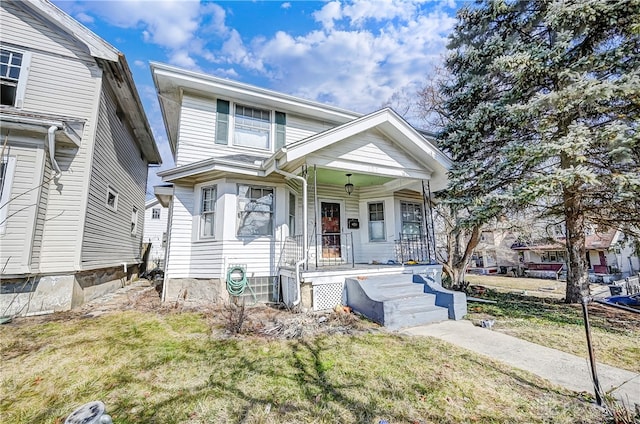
[313,282,344,311]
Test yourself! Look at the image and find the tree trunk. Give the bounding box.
[441,225,481,288]
[564,187,589,303]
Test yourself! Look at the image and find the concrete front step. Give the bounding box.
[345,275,450,330]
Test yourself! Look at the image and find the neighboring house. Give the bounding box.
[468,229,519,275]
[143,198,168,269]
[511,228,639,282]
[151,62,452,311]
[0,0,161,316]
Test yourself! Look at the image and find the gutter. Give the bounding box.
[274,163,307,307]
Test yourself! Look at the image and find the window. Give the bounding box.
[0,156,17,233]
[106,186,118,211]
[368,202,385,241]
[131,207,138,234]
[200,186,216,238]
[289,192,296,237]
[151,208,161,219]
[237,184,273,236]
[401,202,423,235]
[234,104,271,149]
[1,48,30,108]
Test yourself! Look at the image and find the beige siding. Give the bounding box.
[0,140,43,275]
[81,82,148,268]
[38,140,91,272]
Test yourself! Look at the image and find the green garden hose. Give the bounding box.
[226,265,256,303]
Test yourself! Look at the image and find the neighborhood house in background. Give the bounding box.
[143,199,168,270]
[0,0,161,316]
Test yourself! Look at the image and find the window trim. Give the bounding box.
[199,185,217,239]
[400,201,423,236]
[237,183,275,238]
[0,47,31,108]
[214,98,286,152]
[105,185,119,212]
[368,201,386,242]
[0,156,17,234]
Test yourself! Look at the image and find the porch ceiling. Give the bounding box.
[313,168,394,187]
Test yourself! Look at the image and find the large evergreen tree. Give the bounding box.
[440,0,640,303]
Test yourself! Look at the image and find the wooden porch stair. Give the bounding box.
[345,274,467,330]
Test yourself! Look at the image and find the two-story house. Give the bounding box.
[152,62,454,312]
[0,0,161,316]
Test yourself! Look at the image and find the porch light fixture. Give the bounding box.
[344,173,354,196]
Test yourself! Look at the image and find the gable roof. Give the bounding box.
[15,0,161,164]
[264,108,452,190]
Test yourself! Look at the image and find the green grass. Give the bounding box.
[466,291,640,374]
[0,310,606,424]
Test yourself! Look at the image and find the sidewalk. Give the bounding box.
[402,320,639,405]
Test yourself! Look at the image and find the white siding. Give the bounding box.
[81,82,148,268]
[286,113,335,145]
[0,140,44,275]
[175,95,343,167]
[176,95,217,166]
[309,129,426,175]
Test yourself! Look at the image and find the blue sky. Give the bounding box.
[51,0,461,195]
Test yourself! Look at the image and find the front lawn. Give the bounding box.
[0,309,606,424]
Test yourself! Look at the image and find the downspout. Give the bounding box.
[274,165,307,306]
[47,126,62,178]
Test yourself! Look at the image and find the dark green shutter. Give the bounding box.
[275,111,286,150]
[215,99,230,145]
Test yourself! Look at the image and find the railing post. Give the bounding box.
[351,232,355,268]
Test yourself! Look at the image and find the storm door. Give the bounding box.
[321,202,341,259]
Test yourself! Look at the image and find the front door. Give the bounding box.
[321,202,341,259]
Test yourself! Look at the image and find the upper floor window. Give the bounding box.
[237,184,273,237]
[1,48,30,108]
[401,202,423,235]
[215,99,286,151]
[151,208,161,219]
[234,104,271,150]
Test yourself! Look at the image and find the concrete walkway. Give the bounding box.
[402,320,639,405]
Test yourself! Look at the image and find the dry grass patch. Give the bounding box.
[466,291,640,374]
[1,308,607,424]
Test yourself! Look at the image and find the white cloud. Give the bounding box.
[313,1,342,31]
[134,59,146,69]
[251,5,455,113]
[281,2,292,10]
[75,12,94,24]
